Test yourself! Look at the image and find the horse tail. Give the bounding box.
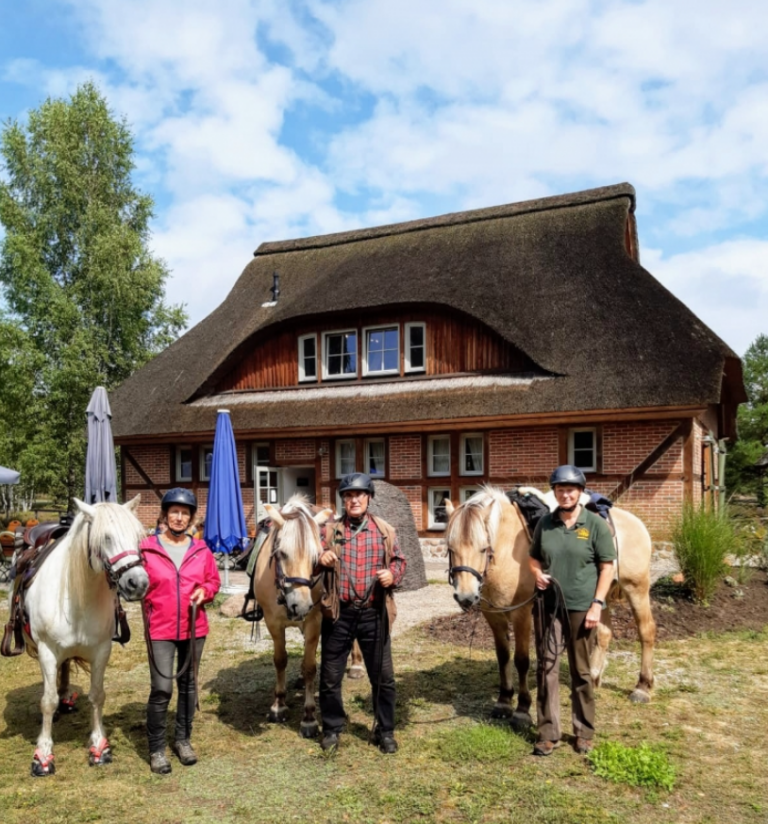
[606,580,624,606]
[68,657,91,675]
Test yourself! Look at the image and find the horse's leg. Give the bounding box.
[32,644,59,777]
[57,659,78,714]
[269,626,289,723]
[299,612,322,738]
[590,609,613,688]
[347,640,364,680]
[510,606,533,730]
[623,582,656,703]
[484,612,515,721]
[87,644,113,765]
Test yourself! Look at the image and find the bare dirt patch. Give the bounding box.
[426,571,768,648]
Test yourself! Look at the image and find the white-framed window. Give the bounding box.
[252,442,270,472]
[428,435,451,477]
[366,438,386,477]
[323,330,357,379]
[460,433,484,476]
[298,334,318,382]
[460,486,481,504]
[336,439,356,478]
[428,487,452,530]
[176,446,192,482]
[569,428,597,472]
[405,322,426,372]
[363,326,399,376]
[199,444,214,481]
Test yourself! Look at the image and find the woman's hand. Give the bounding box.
[190,587,206,606]
[584,602,602,629]
[534,571,552,591]
[319,550,338,568]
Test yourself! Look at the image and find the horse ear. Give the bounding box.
[73,498,97,520]
[123,494,141,513]
[264,504,285,527]
[444,499,455,516]
[313,508,334,526]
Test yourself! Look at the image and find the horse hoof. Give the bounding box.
[490,705,513,720]
[300,721,319,739]
[58,695,78,714]
[629,689,651,704]
[346,666,364,681]
[30,759,55,777]
[511,711,532,731]
[268,708,289,723]
[89,748,112,766]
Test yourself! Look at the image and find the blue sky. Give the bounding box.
[1,0,767,356]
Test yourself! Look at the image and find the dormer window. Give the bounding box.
[405,322,426,372]
[363,326,399,376]
[323,330,357,379]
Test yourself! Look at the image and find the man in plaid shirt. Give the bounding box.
[318,473,406,754]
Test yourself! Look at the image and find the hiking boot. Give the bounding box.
[532,739,562,757]
[320,731,340,753]
[373,729,398,754]
[574,737,594,754]
[150,751,172,775]
[172,740,198,766]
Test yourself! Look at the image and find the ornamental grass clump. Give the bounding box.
[671,504,739,604]
[587,741,675,791]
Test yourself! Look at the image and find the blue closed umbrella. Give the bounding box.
[85,387,117,503]
[204,409,248,590]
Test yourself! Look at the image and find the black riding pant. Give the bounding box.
[320,605,396,734]
[146,637,206,753]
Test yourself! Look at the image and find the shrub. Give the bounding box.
[587,741,675,790]
[671,504,739,604]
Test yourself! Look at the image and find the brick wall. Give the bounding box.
[275,439,316,463]
[389,436,422,479]
[123,445,171,486]
[489,427,559,478]
[602,421,683,474]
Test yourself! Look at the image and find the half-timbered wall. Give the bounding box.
[215,307,536,392]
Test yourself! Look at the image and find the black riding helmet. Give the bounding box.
[549,465,587,489]
[161,487,198,516]
[337,472,375,497]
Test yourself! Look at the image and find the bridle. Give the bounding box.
[447,543,494,588]
[85,522,143,590]
[269,521,323,610]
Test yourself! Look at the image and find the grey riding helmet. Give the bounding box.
[338,472,375,497]
[549,465,587,489]
[161,487,198,516]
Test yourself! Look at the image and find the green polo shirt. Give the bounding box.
[530,507,616,611]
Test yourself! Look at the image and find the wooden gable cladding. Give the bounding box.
[214,306,537,392]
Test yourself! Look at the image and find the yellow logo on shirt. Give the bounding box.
[576,528,590,540]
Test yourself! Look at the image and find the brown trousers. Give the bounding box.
[534,608,596,741]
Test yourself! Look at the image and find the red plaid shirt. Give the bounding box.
[327,516,406,606]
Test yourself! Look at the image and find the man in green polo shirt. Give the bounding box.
[529,465,616,756]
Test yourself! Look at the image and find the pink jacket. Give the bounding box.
[141,535,221,641]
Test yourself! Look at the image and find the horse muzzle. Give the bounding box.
[117,568,149,601]
[283,590,314,621]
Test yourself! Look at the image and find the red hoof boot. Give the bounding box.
[89,738,112,766]
[31,749,55,777]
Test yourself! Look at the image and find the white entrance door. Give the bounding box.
[255,467,280,522]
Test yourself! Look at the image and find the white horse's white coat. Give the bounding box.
[20,496,148,773]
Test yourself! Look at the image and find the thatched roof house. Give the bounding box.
[112,183,746,540]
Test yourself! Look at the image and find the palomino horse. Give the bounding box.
[253,495,332,738]
[20,497,149,776]
[444,487,536,728]
[521,487,657,703]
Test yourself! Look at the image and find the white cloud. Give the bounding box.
[644,240,768,355]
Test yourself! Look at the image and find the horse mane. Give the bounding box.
[64,503,146,607]
[446,484,507,549]
[274,494,322,564]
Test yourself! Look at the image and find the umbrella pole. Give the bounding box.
[223,561,230,591]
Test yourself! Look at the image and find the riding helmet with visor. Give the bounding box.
[338,472,375,498]
[161,487,198,516]
[549,465,587,489]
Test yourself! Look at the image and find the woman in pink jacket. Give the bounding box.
[141,488,220,775]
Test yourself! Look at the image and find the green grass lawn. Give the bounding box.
[0,599,766,824]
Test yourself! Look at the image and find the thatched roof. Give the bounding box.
[111,183,745,439]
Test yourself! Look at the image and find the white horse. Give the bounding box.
[20,497,149,776]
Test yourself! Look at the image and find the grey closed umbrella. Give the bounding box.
[0,466,20,485]
[85,387,117,504]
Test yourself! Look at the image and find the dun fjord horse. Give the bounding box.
[253,495,332,738]
[521,487,656,703]
[19,497,149,776]
[445,487,536,728]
